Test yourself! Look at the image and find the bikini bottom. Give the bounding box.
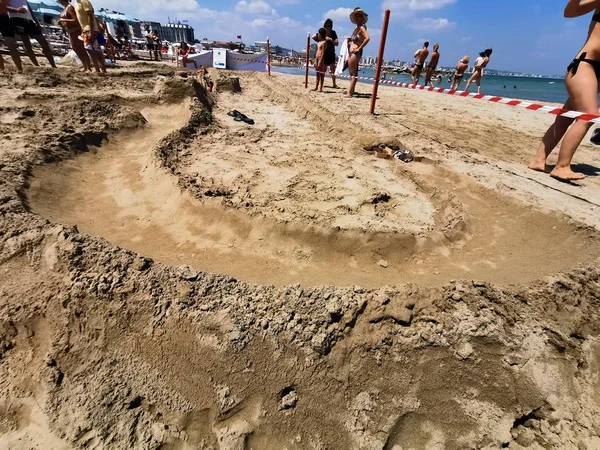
[568,52,600,78]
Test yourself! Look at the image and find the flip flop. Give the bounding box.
[239,113,255,125]
[591,128,600,146]
[227,110,242,118]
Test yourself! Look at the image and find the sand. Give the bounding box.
[1,63,599,450]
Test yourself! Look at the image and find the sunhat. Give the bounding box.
[350,7,368,24]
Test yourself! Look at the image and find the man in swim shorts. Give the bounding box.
[411,41,429,85]
[424,43,440,87]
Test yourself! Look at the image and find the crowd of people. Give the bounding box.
[0,2,597,182]
[0,0,175,72]
[313,2,597,182]
[310,7,495,97]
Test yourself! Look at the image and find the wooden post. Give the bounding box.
[266,37,271,76]
[370,9,391,115]
[304,33,310,89]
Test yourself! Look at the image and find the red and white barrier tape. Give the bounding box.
[298,66,600,125]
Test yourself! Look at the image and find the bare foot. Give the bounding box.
[344,92,353,98]
[528,160,549,173]
[550,166,586,181]
[310,88,318,91]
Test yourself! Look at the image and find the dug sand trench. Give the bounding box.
[28,74,599,287]
[0,67,599,450]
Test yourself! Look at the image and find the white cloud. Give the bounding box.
[322,7,353,23]
[382,0,457,11]
[409,17,456,31]
[235,0,278,17]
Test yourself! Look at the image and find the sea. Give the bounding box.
[272,66,568,105]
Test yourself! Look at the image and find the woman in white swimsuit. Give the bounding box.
[465,48,492,94]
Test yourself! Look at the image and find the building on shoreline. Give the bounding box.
[140,21,195,43]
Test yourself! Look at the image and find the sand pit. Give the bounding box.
[1,66,600,449]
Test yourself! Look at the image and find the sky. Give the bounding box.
[89,0,594,76]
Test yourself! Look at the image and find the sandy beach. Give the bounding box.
[1,63,600,449]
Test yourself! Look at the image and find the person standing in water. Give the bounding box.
[411,41,429,85]
[312,19,339,88]
[424,43,440,86]
[465,48,492,94]
[345,7,370,98]
[529,0,600,181]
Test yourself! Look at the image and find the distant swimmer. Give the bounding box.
[345,7,370,98]
[411,41,429,85]
[424,43,440,87]
[465,48,493,94]
[450,55,470,90]
[529,0,600,182]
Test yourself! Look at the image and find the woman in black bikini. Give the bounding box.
[529,0,600,181]
[346,7,370,98]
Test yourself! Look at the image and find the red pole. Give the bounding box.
[370,9,391,115]
[304,33,310,89]
[266,37,271,76]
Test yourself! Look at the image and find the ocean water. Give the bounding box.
[272,66,569,105]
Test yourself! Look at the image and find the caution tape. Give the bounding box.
[294,66,600,125]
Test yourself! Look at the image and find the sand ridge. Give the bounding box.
[0,65,599,449]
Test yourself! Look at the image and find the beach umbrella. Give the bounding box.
[27,0,61,11]
[36,7,60,16]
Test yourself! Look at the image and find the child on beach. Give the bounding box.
[312,28,327,92]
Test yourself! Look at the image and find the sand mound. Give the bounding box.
[0,67,599,450]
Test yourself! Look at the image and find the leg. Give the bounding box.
[425,68,432,86]
[87,47,102,72]
[95,49,106,72]
[414,68,422,85]
[33,35,56,68]
[476,77,481,94]
[465,73,476,92]
[330,64,337,88]
[346,54,359,97]
[69,34,91,72]
[19,35,39,66]
[529,97,575,172]
[3,37,23,72]
[550,65,598,181]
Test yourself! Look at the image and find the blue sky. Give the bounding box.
[92,0,593,76]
